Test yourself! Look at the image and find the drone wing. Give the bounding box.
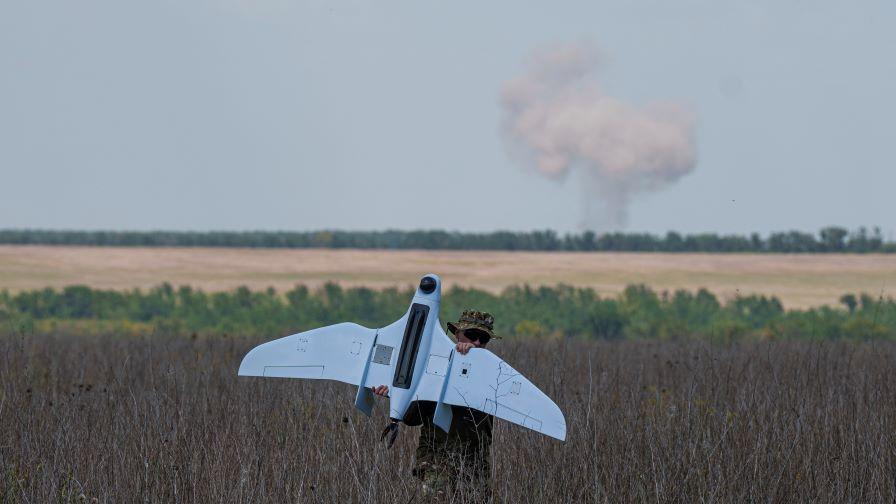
[439,348,567,441]
[237,317,567,441]
[238,322,377,385]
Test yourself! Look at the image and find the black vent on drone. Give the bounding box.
[392,303,430,389]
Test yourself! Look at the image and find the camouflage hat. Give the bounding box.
[446,309,501,340]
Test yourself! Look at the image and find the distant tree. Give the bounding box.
[3,283,896,341]
[820,227,848,252]
[839,294,858,314]
[665,231,684,252]
[586,300,625,339]
[2,227,895,253]
[750,232,764,251]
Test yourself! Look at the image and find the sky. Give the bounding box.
[1,0,894,236]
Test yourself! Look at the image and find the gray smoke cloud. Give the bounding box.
[500,43,697,231]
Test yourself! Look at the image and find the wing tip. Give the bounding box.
[548,417,568,441]
[237,350,260,376]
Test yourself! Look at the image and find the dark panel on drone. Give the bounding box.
[392,303,429,389]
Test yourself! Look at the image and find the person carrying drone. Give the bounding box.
[372,309,499,499]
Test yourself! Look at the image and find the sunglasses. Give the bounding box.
[460,329,491,346]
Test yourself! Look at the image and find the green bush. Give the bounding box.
[2,283,895,342]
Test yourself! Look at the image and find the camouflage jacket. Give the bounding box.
[404,400,493,482]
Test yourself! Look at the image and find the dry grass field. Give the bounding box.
[3,333,894,502]
[2,246,895,308]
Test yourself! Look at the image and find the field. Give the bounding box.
[4,246,896,501]
[3,246,896,308]
[3,334,894,502]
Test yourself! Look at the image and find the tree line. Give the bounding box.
[0,227,892,253]
[2,283,893,342]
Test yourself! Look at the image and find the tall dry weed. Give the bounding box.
[2,333,894,502]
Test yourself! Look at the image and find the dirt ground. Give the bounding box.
[1,245,894,308]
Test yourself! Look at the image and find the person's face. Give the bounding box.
[456,329,489,348]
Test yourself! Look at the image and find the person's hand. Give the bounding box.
[456,342,475,354]
[372,385,389,397]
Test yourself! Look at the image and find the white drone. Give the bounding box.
[238,274,566,444]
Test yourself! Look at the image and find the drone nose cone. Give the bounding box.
[419,276,437,294]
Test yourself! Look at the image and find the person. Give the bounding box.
[372,309,500,499]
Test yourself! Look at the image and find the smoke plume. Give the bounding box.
[500,43,697,231]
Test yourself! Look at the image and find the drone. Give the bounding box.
[238,274,566,444]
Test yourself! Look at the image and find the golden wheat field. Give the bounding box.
[1,246,895,308]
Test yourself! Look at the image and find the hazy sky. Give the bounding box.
[2,0,894,235]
